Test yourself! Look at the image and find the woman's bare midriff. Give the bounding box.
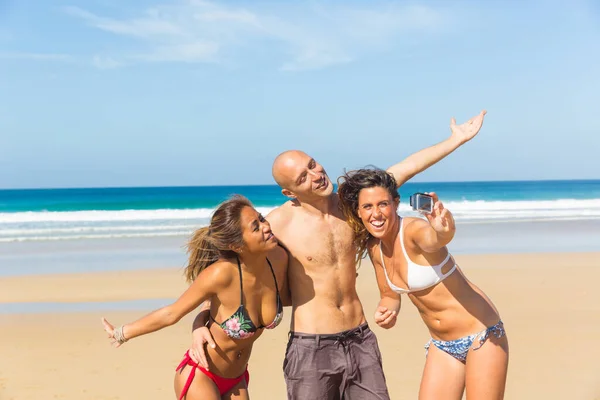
[187,323,260,378]
[409,267,501,341]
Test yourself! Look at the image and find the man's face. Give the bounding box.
[279,152,334,200]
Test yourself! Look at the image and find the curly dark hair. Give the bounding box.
[337,167,399,265]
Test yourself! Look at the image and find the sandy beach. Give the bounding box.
[1,251,599,399]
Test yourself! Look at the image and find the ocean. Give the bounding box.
[1,180,600,243]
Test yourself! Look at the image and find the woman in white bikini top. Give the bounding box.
[379,216,456,294]
[338,167,509,400]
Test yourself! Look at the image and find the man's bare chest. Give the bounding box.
[280,218,355,266]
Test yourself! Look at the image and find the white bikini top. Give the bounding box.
[379,217,457,294]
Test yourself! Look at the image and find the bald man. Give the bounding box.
[191,111,487,399]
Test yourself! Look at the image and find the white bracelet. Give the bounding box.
[114,325,128,345]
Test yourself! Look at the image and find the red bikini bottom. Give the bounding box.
[176,350,249,399]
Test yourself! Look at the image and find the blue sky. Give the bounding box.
[1,0,598,189]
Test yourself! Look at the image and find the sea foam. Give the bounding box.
[1,201,599,242]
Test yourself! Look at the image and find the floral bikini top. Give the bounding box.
[210,257,283,340]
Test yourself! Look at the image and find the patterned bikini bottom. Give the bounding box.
[424,320,506,363]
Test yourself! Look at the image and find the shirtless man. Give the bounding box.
[190,111,487,399]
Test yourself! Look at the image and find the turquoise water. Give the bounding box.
[1,180,599,242]
[0,185,288,212]
[2,180,600,212]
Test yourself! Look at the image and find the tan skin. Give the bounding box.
[358,187,509,400]
[102,206,290,400]
[267,154,363,333]
[269,111,488,334]
[190,111,489,361]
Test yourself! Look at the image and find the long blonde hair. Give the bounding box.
[184,195,253,283]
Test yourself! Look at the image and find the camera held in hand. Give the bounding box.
[409,193,433,214]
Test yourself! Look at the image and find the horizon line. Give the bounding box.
[1,178,599,191]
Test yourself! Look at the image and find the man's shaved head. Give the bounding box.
[272,150,334,200]
[272,150,308,189]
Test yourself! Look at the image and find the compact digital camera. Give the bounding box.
[409,192,433,214]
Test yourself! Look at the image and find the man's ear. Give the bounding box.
[281,188,296,200]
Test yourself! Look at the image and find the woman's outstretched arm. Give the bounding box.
[102,261,231,345]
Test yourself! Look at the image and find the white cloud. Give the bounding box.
[64,6,184,38]
[65,1,446,71]
[133,42,219,63]
[0,52,125,70]
[194,9,261,26]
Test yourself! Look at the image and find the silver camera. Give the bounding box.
[409,193,433,214]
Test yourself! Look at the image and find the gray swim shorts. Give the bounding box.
[283,323,390,400]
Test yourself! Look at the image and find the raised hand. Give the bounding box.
[101,317,125,348]
[450,110,487,144]
[188,326,216,370]
[424,192,455,234]
[374,306,397,329]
